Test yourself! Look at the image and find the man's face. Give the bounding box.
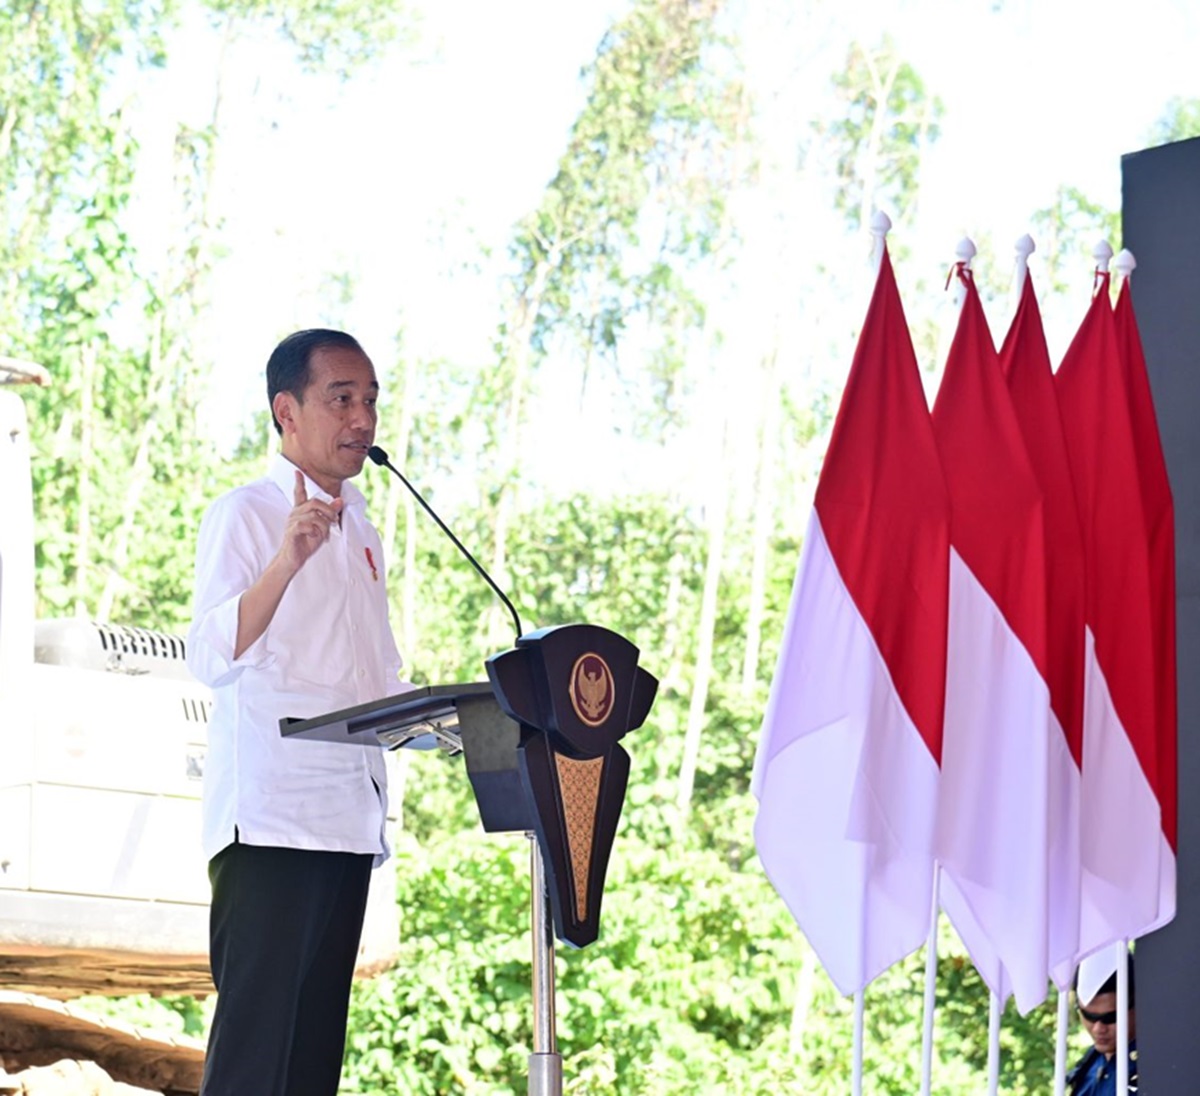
[275,345,378,496]
[1079,991,1135,1058]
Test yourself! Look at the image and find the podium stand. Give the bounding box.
[281,623,657,1095]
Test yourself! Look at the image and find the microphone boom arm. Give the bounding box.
[368,445,523,642]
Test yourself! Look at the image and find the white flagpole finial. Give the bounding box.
[956,236,977,270]
[870,211,892,272]
[948,237,976,309]
[1014,234,1036,295]
[1093,240,1114,272]
[1114,248,1137,283]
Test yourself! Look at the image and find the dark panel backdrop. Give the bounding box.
[1121,134,1200,1090]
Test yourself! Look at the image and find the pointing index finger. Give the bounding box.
[293,470,307,508]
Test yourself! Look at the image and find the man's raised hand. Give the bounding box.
[280,470,343,574]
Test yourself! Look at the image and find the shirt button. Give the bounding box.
[358,669,367,678]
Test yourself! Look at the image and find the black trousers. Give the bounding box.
[200,842,374,1096]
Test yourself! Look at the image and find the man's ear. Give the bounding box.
[273,390,297,436]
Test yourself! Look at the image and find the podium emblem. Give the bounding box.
[487,623,659,946]
[569,653,614,727]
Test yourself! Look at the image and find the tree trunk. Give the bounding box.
[96,18,237,623]
[487,251,556,644]
[380,350,418,654]
[73,344,96,618]
[674,417,730,821]
[856,51,899,235]
[670,87,748,822]
[741,347,782,692]
[788,945,817,1064]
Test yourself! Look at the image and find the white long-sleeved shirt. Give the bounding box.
[186,453,404,864]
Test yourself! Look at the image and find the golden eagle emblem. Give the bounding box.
[570,653,614,727]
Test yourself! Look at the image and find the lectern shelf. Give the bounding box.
[280,623,658,950]
[279,682,497,754]
[280,681,531,832]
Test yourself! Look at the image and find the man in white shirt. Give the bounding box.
[187,329,404,1096]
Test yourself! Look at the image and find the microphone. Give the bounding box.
[367,445,523,642]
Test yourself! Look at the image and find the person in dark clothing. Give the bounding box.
[1067,953,1138,1095]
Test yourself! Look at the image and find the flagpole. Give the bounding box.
[1040,232,1069,1096]
[973,234,1001,1096]
[1114,246,1136,288]
[852,991,864,1096]
[872,207,942,1096]
[870,209,892,270]
[1052,988,1069,1095]
[847,207,889,1096]
[950,236,976,308]
[759,206,951,1096]
[1112,260,1149,1096]
[941,234,1017,1090]
[1077,944,1134,1091]
[921,238,978,1096]
[1116,940,1130,1094]
[1013,229,1073,1096]
[986,992,1001,1096]
[919,864,940,1096]
[1013,233,1035,299]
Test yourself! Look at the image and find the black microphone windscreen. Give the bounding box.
[367,445,389,466]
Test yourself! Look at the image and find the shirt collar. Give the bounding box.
[268,452,366,512]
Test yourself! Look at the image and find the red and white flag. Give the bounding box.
[1113,276,1177,908]
[931,267,1052,1015]
[753,248,950,996]
[1056,272,1176,951]
[997,272,1085,990]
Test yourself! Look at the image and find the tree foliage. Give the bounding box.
[10,2,1121,1092]
[505,0,742,364]
[819,35,944,235]
[6,0,416,627]
[1146,95,1200,146]
[1030,184,1121,298]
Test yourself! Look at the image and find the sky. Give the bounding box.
[878,0,1199,243]
[128,0,627,442]
[123,0,1200,470]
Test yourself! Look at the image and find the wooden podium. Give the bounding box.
[281,623,658,1095]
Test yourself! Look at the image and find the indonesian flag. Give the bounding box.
[1113,277,1177,899]
[1056,272,1176,950]
[753,247,950,996]
[997,272,1085,990]
[931,267,1053,1015]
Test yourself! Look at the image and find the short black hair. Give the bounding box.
[266,328,364,434]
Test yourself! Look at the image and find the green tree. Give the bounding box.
[819,35,944,237]
[1030,184,1120,299]
[2,0,163,618]
[474,0,746,648]
[16,6,1089,1092]
[7,0,418,626]
[1146,95,1200,145]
